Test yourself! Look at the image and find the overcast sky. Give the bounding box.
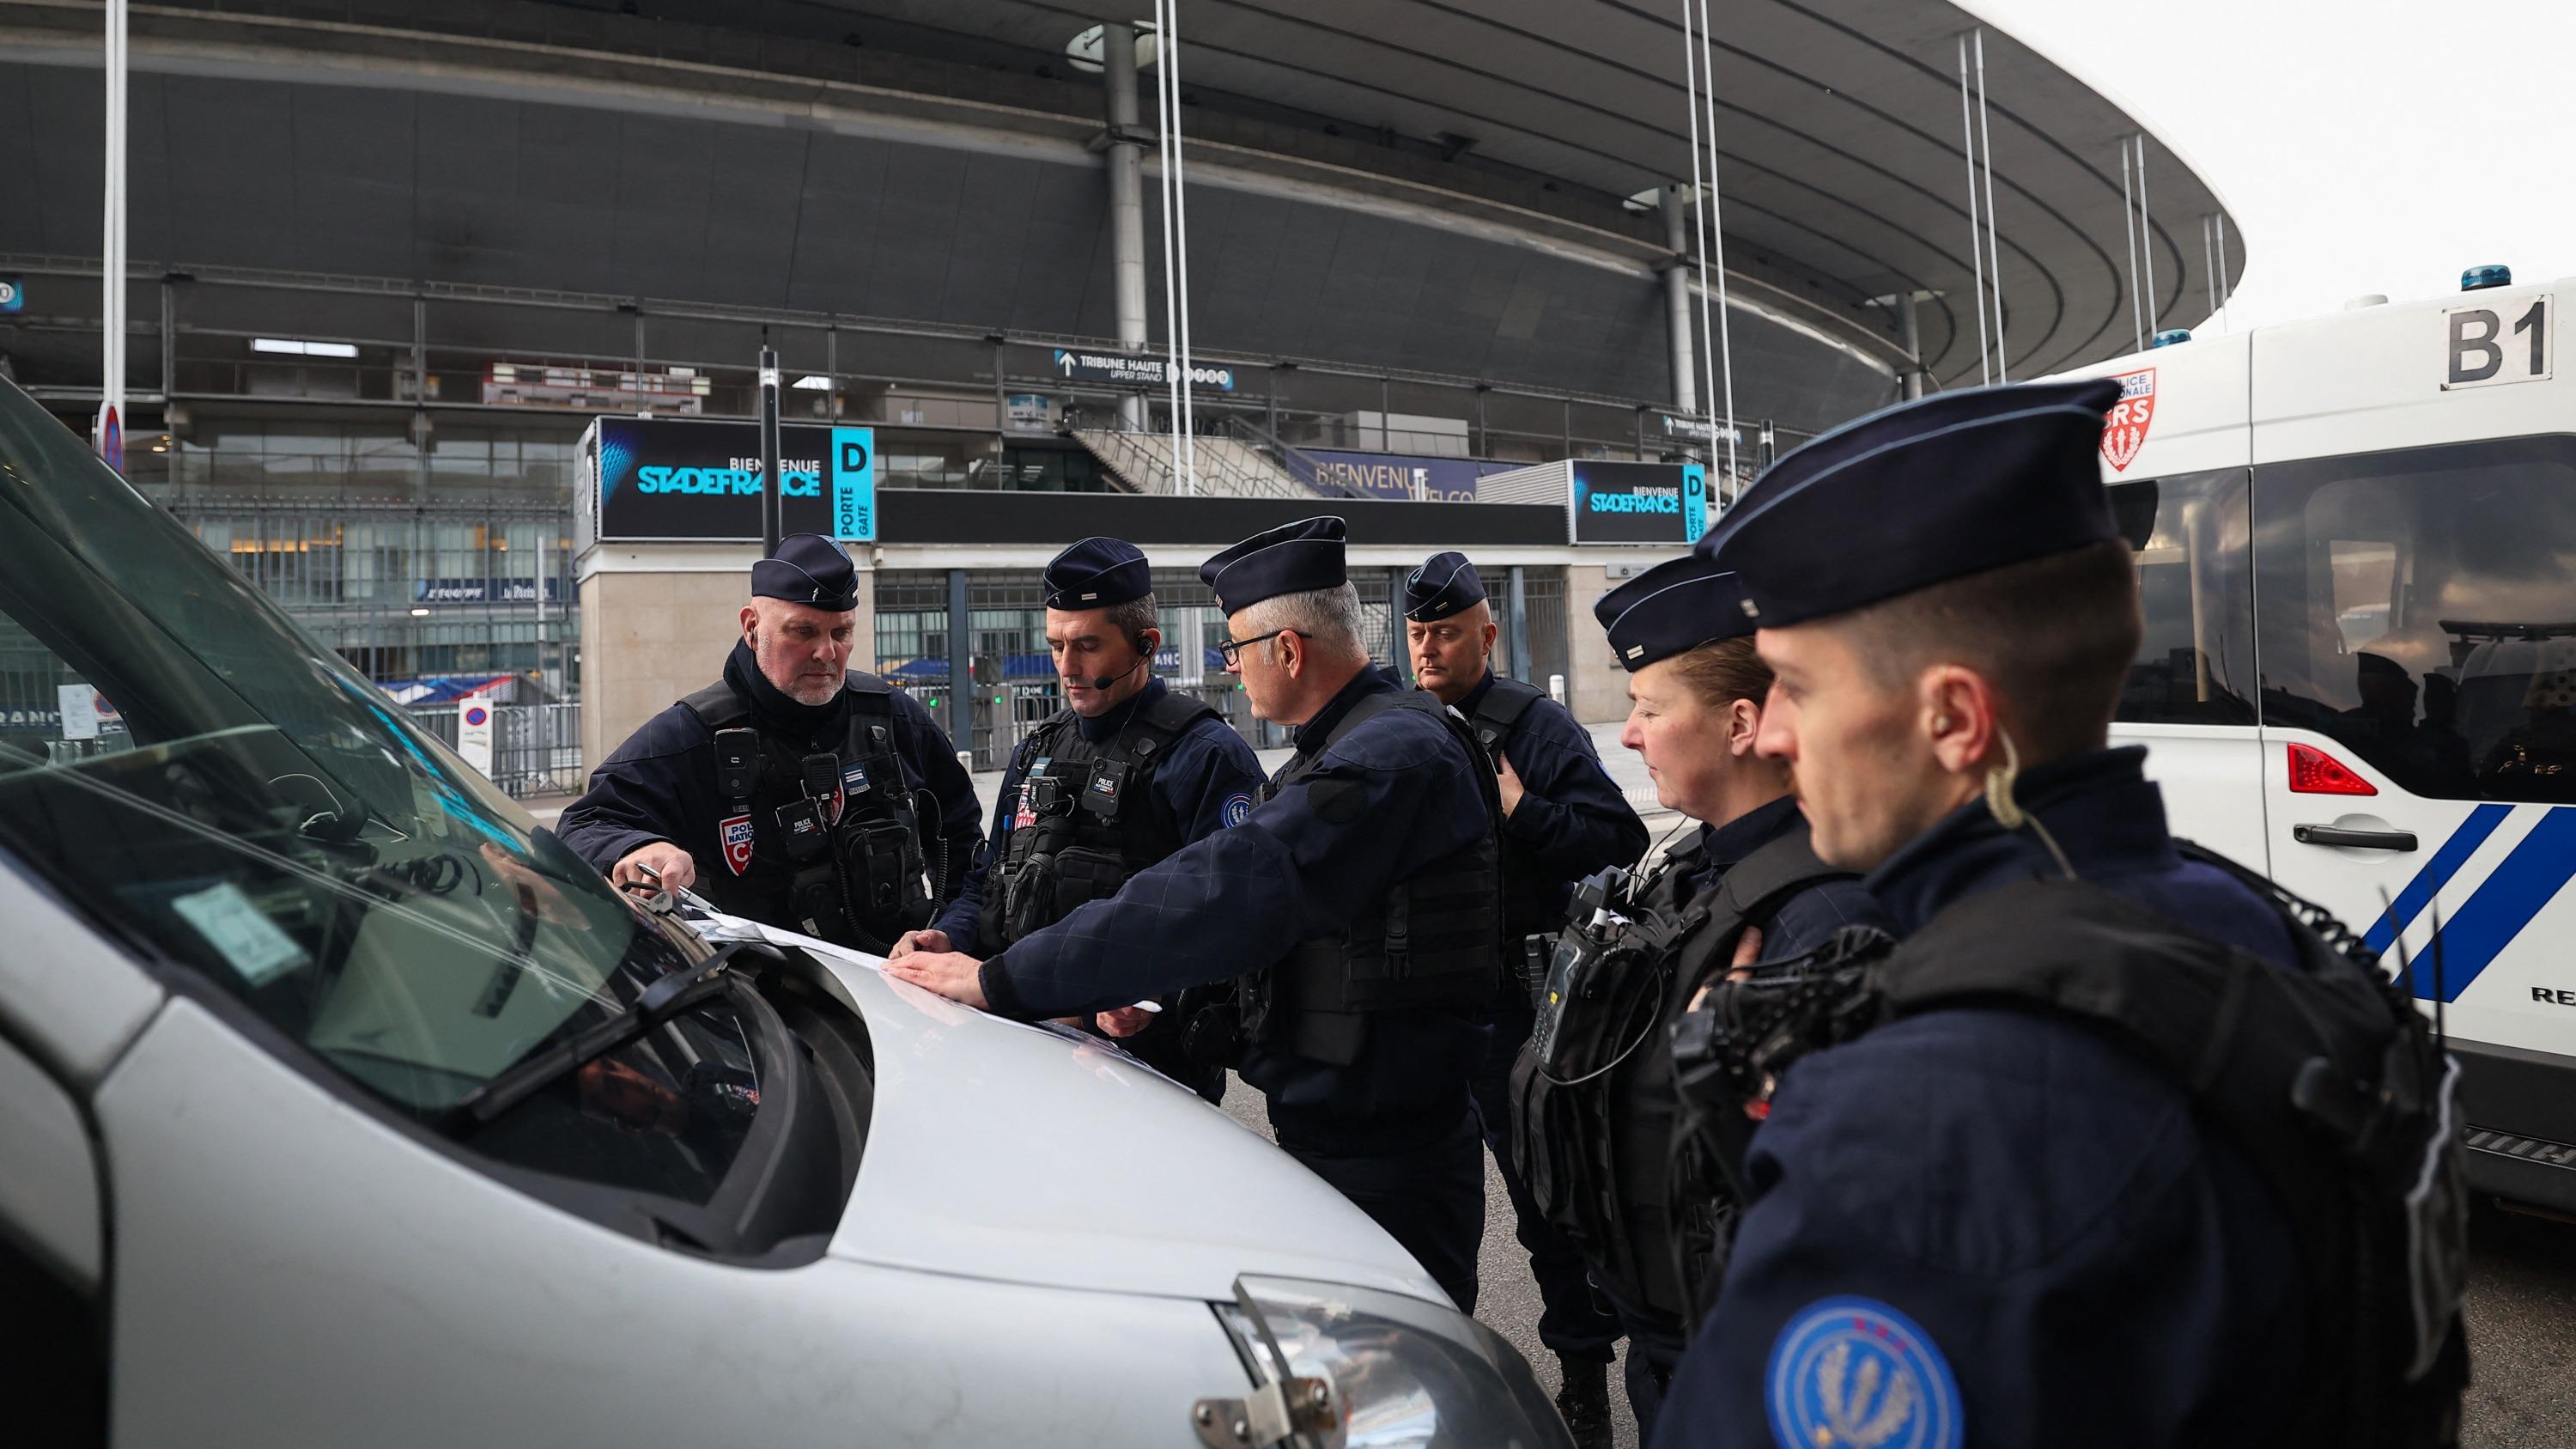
[1972,0,2576,332]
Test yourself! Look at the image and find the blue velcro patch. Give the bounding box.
[1766,1296,1962,1449]
[1222,793,1254,828]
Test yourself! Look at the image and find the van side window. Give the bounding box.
[2253,437,2576,802]
[2110,469,2257,727]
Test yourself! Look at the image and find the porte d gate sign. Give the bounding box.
[590,417,878,543]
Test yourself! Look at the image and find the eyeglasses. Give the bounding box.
[1217,628,1291,667]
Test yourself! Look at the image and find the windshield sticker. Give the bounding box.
[410,775,447,835]
[171,882,310,988]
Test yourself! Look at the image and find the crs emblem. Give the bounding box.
[1766,1297,1962,1449]
[2099,368,2156,472]
[720,814,756,876]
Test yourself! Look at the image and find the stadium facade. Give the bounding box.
[0,0,2242,780]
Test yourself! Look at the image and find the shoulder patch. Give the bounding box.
[1766,1296,1962,1449]
[1221,792,1254,828]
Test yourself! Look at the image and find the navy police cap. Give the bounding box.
[1402,551,1487,621]
[1044,536,1151,609]
[1201,517,1347,614]
[1592,554,1753,672]
[1697,379,2125,628]
[750,533,860,612]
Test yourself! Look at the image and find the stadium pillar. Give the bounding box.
[1899,294,1926,399]
[1103,22,1150,433]
[1661,186,1697,424]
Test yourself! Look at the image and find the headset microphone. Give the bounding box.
[1092,635,1155,691]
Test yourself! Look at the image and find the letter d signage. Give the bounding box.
[829,426,878,542]
[1680,463,1708,543]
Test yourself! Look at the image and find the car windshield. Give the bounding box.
[0,379,687,1118]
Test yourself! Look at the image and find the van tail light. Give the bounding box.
[2287,742,2378,795]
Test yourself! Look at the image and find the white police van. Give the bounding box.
[2057,266,2576,1214]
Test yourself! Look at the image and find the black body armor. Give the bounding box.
[680,673,934,953]
[1509,821,1850,1330]
[976,691,1216,954]
[1233,691,1506,1068]
[1667,846,2470,1446]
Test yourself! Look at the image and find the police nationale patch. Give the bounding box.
[842,760,872,798]
[1222,793,1254,827]
[720,814,756,876]
[2100,367,2156,472]
[1766,1297,1962,1449]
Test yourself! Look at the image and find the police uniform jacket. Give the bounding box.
[978,666,1491,1145]
[1651,747,2309,1448]
[561,641,982,914]
[931,678,1265,947]
[1678,795,1881,964]
[1455,669,1647,939]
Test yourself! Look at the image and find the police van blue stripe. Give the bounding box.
[2406,807,2576,1003]
[2365,803,2512,955]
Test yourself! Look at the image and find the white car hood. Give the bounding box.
[703,918,1448,1307]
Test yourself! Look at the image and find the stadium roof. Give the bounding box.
[0,0,2239,415]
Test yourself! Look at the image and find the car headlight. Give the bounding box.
[1194,1275,1572,1449]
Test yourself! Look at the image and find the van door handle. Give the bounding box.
[2293,825,2419,852]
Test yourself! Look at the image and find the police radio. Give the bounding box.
[1528,866,1637,1073]
[800,752,841,814]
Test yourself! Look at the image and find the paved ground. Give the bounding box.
[2461,1202,2576,1445]
[1222,1064,2576,1448]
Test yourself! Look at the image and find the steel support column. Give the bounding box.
[947,569,972,752]
[1662,186,1697,419]
[1507,565,1529,681]
[1103,22,1150,433]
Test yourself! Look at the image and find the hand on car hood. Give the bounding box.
[701,918,1449,1306]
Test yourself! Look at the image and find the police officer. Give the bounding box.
[1404,551,1642,1442]
[889,537,1264,1102]
[1511,553,1881,1443]
[1650,381,2466,1446]
[889,517,1501,1312]
[560,533,981,950]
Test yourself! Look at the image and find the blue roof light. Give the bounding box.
[2462,265,2512,291]
[2149,328,2191,349]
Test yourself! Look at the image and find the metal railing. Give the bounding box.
[1069,424,1324,502]
[408,701,585,799]
[1219,413,1365,499]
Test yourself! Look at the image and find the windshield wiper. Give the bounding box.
[447,938,780,1131]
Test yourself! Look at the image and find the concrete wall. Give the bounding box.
[1564,563,1629,728]
[575,556,876,776]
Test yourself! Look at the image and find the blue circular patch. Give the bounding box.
[1221,793,1254,828]
[1765,1296,1962,1449]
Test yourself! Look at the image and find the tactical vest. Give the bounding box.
[976,690,1218,954]
[1668,847,2470,1446]
[1509,821,1850,1330]
[679,672,934,953]
[1237,690,1506,1068]
[1459,677,1563,941]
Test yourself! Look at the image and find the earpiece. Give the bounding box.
[1091,635,1156,691]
